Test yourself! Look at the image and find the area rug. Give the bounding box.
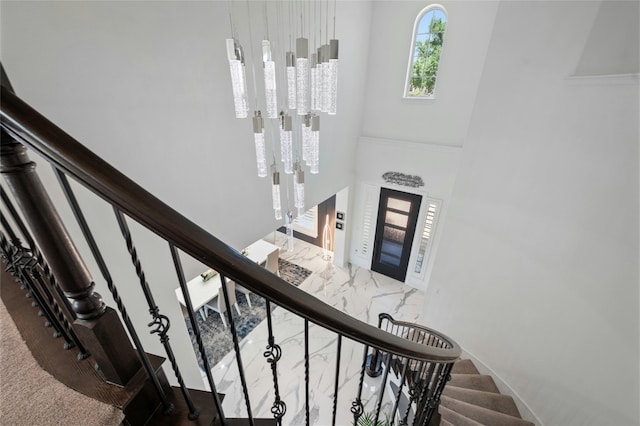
[184,258,312,369]
[277,258,312,287]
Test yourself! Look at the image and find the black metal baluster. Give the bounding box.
[1,186,88,357]
[412,362,437,426]
[169,244,222,422]
[263,299,286,425]
[414,363,444,426]
[304,319,310,426]
[366,314,385,377]
[427,334,435,346]
[400,360,426,426]
[49,172,170,412]
[115,208,194,415]
[28,258,77,347]
[351,344,369,425]
[391,356,411,426]
[331,334,342,426]
[373,351,392,426]
[0,232,61,340]
[0,219,68,343]
[219,272,254,426]
[422,362,452,425]
[419,331,428,345]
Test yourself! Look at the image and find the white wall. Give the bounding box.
[1,0,372,389]
[574,0,639,76]
[361,0,499,146]
[422,1,639,425]
[332,186,350,268]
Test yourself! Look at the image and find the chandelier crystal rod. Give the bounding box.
[253,111,268,177]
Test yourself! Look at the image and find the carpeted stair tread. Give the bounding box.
[448,373,500,394]
[0,283,125,425]
[451,359,480,375]
[442,385,520,417]
[439,405,484,426]
[440,419,455,426]
[440,396,534,426]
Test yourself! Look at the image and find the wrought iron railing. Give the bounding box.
[366,313,457,425]
[0,73,460,425]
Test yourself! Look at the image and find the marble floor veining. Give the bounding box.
[204,232,424,425]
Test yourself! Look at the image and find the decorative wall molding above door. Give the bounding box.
[382,171,425,188]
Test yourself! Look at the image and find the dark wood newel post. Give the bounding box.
[0,136,142,386]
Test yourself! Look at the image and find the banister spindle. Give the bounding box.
[264,299,286,425]
[366,314,386,377]
[219,271,254,426]
[351,344,369,425]
[413,362,437,426]
[401,360,426,426]
[304,319,310,426]
[391,356,411,426]
[421,362,452,425]
[0,228,69,344]
[115,208,203,416]
[47,169,171,410]
[415,363,443,426]
[331,334,342,426]
[1,138,141,385]
[373,351,392,426]
[170,244,224,422]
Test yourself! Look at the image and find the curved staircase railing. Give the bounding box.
[0,78,460,425]
[367,313,458,425]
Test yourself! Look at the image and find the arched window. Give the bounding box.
[404,5,447,98]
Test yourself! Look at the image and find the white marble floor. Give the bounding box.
[206,232,424,425]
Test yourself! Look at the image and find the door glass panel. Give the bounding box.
[385,211,409,227]
[381,240,403,258]
[383,226,406,243]
[379,252,401,267]
[387,198,411,212]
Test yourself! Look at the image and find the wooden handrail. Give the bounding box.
[0,86,460,362]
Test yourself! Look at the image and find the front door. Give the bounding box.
[371,188,422,282]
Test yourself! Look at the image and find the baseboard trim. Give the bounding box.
[459,347,544,426]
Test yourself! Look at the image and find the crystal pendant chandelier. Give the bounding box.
[224,0,339,222]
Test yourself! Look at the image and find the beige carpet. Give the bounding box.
[0,298,124,425]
